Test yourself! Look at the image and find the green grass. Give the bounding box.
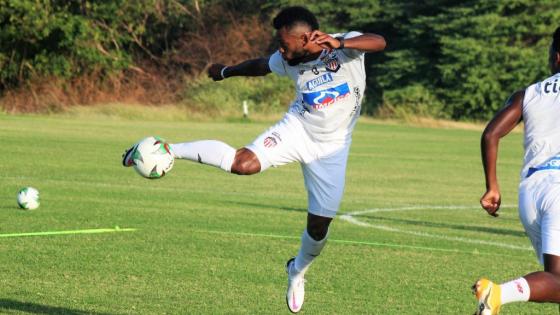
[0,113,556,314]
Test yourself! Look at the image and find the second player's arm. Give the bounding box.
[208,58,271,81]
[480,90,524,216]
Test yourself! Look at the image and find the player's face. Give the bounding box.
[276,27,307,64]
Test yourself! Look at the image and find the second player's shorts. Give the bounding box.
[246,113,350,218]
[518,170,560,264]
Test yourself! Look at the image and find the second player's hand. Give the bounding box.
[308,30,341,50]
[480,189,501,217]
[208,63,227,81]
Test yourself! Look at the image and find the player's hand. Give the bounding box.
[308,30,341,50]
[208,63,227,81]
[480,189,501,217]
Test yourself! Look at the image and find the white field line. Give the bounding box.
[339,205,533,251]
[343,205,517,216]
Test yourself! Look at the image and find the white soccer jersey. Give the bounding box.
[521,72,560,178]
[268,31,366,144]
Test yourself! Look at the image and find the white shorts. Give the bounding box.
[246,113,350,218]
[518,170,560,264]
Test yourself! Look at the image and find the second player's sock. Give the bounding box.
[500,277,530,304]
[170,140,236,172]
[294,229,328,275]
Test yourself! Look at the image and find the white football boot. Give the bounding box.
[286,257,305,313]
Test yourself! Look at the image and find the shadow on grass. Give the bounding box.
[359,214,526,237]
[0,204,18,211]
[0,299,116,315]
[226,200,306,213]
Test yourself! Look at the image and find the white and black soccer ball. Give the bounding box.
[17,187,40,210]
[132,136,174,179]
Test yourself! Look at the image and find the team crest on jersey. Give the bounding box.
[321,51,340,72]
[264,136,277,148]
[264,132,282,148]
[302,82,350,109]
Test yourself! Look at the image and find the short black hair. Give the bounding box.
[272,6,319,32]
[553,27,560,53]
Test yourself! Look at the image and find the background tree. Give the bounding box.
[1,0,558,119]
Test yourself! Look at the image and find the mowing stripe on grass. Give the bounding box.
[340,205,533,251]
[0,227,136,238]
[202,229,524,258]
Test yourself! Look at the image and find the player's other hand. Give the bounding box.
[308,30,341,50]
[480,189,501,217]
[208,63,227,81]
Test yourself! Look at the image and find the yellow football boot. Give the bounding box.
[472,278,502,315]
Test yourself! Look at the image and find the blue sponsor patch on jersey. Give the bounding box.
[302,82,351,109]
[305,73,333,90]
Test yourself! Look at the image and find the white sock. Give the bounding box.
[294,229,328,275]
[169,140,236,172]
[500,277,530,304]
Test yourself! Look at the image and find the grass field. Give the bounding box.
[0,112,557,314]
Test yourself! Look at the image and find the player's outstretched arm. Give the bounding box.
[309,30,386,53]
[208,58,271,81]
[480,90,524,216]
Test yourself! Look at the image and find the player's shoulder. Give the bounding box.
[520,73,560,110]
[529,73,560,94]
[332,31,364,60]
[268,50,288,76]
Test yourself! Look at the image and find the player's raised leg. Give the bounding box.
[123,139,262,175]
[170,140,261,175]
[170,140,237,172]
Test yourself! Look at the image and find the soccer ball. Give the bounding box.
[132,136,174,179]
[17,187,40,210]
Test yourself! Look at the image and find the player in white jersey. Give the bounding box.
[122,6,385,313]
[473,27,560,314]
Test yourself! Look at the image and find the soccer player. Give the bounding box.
[123,6,385,313]
[473,27,560,314]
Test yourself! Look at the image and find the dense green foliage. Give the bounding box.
[300,0,560,119]
[384,0,559,120]
[2,112,558,313]
[1,0,559,119]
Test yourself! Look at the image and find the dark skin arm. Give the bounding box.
[480,90,524,216]
[309,31,386,53]
[208,58,271,81]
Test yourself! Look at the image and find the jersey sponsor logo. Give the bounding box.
[305,73,333,90]
[526,156,560,177]
[302,82,351,109]
[321,51,340,72]
[541,158,560,167]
